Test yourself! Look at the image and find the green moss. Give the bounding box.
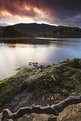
[16,67,32,77]
[0,67,33,110]
[26,58,81,96]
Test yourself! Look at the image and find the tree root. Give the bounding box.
[1,95,81,121]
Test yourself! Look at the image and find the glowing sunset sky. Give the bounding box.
[0,0,81,26]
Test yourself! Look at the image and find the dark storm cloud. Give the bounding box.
[0,0,81,26]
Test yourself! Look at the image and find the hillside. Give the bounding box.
[0,58,81,121]
[0,26,24,38]
[0,23,81,38]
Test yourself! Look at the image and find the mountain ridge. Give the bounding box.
[0,23,81,38]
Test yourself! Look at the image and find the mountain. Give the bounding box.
[13,23,57,37]
[0,23,81,38]
[0,26,24,38]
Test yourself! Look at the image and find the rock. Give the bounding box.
[57,103,81,121]
[18,114,50,121]
[48,116,57,121]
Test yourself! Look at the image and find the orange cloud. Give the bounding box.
[0,0,81,26]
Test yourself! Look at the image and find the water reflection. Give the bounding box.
[0,38,81,80]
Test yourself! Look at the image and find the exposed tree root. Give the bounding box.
[1,95,81,121]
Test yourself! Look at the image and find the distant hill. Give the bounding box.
[0,23,81,38]
[0,26,24,38]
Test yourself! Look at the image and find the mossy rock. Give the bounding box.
[0,67,33,111]
[26,59,81,96]
[0,58,81,111]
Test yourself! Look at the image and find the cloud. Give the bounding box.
[0,0,81,26]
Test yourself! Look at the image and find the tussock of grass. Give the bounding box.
[26,58,81,96]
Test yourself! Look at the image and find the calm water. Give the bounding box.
[0,38,81,80]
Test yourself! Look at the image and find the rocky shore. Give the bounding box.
[0,58,81,121]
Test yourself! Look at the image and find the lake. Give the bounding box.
[0,38,81,80]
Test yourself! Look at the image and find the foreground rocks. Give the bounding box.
[0,58,81,120]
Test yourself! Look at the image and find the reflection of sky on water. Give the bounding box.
[0,38,81,80]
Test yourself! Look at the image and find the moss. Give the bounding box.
[16,67,32,77]
[0,67,33,111]
[26,58,81,96]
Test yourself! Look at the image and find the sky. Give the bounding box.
[0,0,81,27]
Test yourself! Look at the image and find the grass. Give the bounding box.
[0,37,33,41]
[26,58,81,96]
[0,67,33,111]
